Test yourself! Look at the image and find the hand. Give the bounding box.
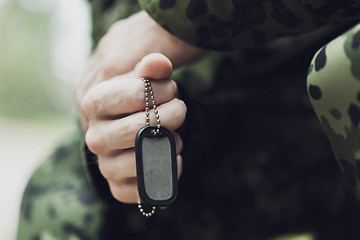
[75,10,206,131]
[80,53,186,203]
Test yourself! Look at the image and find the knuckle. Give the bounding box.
[109,180,136,204]
[97,158,113,181]
[172,99,187,121]
[81,88,105,118]
[111,191,128,203]
[169,80,178,98]
[85,127,103,154]
[79,94,93,118]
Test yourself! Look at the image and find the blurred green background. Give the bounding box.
[0,0,90,238]
[0,1,318,239]
[0,0,86,121]
[1,1,61,120]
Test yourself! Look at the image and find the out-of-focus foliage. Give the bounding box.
[0,0,73,121]
[270,233,314,240]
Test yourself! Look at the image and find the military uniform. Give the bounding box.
[17,0,360,239]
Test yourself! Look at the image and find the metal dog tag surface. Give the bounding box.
[135,126,178,206]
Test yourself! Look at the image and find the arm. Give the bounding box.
[78,0,359,204]
[139,0,360,50]
[76,6,206,204]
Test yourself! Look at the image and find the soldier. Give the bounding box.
[18,0,360,239]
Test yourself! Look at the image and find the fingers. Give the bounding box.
[81,53,186,204]
[85,98,187,155]
[98,132,183,181]
[135,53,173,79]
[108,178,138,204]
[81,77,177,119]
[81,53,175,120]
[106,155,183,204]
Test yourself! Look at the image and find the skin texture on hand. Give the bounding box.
[75,10,206,131]
[75,10,206,203]
[79,53,186,203]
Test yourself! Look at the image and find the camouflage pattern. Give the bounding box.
[307,23,360,200]
[17,0,360,239]
[139,0,360,50]
[89,0,141,46]
[17,130,106,240]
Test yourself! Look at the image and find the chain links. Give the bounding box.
[143,77,161,135]
[137,77,161,217]
[137,194,157,217]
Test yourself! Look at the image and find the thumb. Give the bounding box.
[134,53,173,80]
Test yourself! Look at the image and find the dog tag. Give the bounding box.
[135,126,178,207]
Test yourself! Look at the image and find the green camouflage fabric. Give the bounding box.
[17,0,360,239]
[307,23,360,200]
[17,130,106,240]
[139,0,360,50]
[89,0,141,46]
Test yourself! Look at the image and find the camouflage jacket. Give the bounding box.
[91,0,360,50]
[17,1,360,239]
[84,0,360,238]
[138,0,360,50]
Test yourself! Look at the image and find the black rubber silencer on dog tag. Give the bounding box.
[135,126,178,207]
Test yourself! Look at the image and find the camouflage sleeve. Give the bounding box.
[138,0,360,50]
[307,23,360,200]
[89,0,141,46]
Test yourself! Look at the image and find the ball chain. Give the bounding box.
[137,77,162,217]
[143,77,161,135]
